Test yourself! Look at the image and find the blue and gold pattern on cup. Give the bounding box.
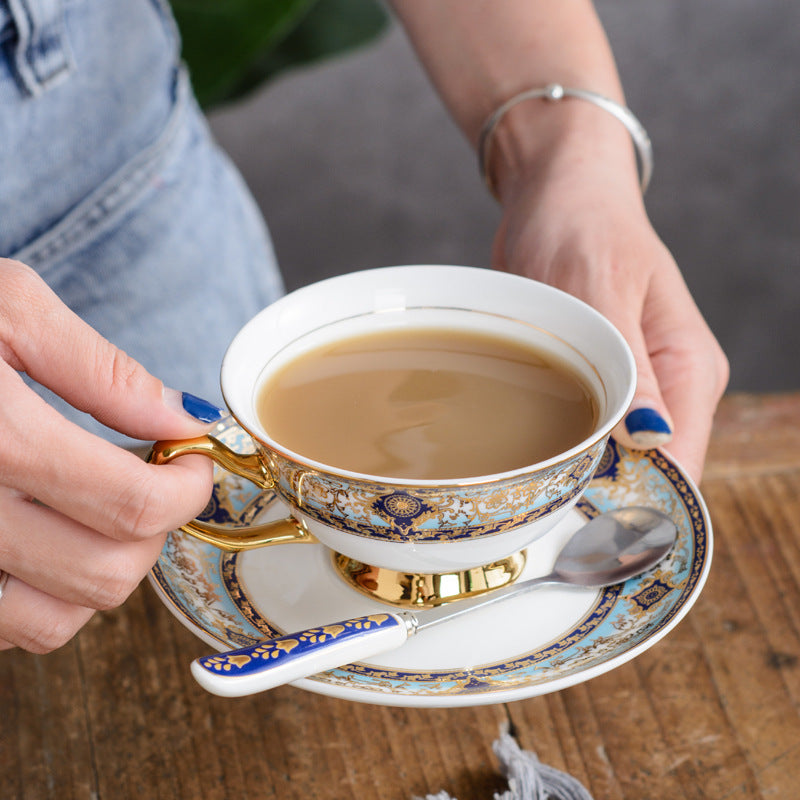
[266,441,607,544]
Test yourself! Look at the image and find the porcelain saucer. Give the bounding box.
[149,419,712,707]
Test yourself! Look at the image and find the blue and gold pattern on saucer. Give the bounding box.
[149,418,711,708]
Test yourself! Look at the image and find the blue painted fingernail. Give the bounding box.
[625,407,672,448]
[181,392,226,423]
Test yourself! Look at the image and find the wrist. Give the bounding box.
[483,86,645,204]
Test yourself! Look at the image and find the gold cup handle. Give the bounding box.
[148,436,315,552]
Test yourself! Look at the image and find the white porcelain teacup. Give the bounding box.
[151,265,635,575]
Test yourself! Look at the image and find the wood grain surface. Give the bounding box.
[2,392,799,799]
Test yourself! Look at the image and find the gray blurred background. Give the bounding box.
[208,2,800,393]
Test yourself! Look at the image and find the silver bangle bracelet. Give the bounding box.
[477,82,653,198]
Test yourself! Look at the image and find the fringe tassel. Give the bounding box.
[415,731,594,800]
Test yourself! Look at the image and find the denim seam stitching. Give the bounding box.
[14,69,190,273]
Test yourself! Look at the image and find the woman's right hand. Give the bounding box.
[0,259,223,653]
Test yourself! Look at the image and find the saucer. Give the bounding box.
[149,419,712,708]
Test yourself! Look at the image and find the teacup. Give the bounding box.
[151,265,635,579]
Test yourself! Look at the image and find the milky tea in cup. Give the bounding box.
[151,265,635,574]
[255,325,598,481]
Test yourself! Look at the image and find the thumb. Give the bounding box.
[1,261,225,440]
[608,314,673,452]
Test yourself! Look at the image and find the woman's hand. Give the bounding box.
[492,160,729,483]
[0,259,221,652]
[390,0,729,481]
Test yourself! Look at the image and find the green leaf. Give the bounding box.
[170,0,389,109]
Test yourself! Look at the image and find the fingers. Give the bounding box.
[653,341,726,483]
[645,273,729,481]
[0,260,220,540]
[0,260,224,441]
[0,260,227,654]
[0,403,212,655]
[0,364,214,540]
[531,253,680,457]
[609,264,728,483]
[0,573,95,654]
[0,488,169,610]
[0,395,211,652]
[606,314,675,453]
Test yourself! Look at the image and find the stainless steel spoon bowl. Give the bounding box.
[541,505,678,586]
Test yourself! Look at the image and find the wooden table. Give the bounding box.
[3,392,800,799]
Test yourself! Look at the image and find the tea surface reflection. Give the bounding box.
[256,326,597,479]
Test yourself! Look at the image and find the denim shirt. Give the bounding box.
[0,0,284,443]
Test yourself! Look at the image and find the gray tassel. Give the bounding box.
[415,731,594,800]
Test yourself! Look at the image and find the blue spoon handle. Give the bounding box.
[191,613,411,697]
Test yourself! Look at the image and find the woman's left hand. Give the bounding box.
[492,163,729,483]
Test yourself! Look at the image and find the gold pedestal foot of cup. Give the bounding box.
[331,550,527,608]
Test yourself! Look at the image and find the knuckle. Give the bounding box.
[108,459,212,542]
[110,475,169,541]
[19,614,83,655]
[0,259,40,302]
[682,334,730,401]
[0,260,47,316]
[87,558,141,611]
[96,344,147,402]
[0,260,47,345]
[712,344,731,397]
